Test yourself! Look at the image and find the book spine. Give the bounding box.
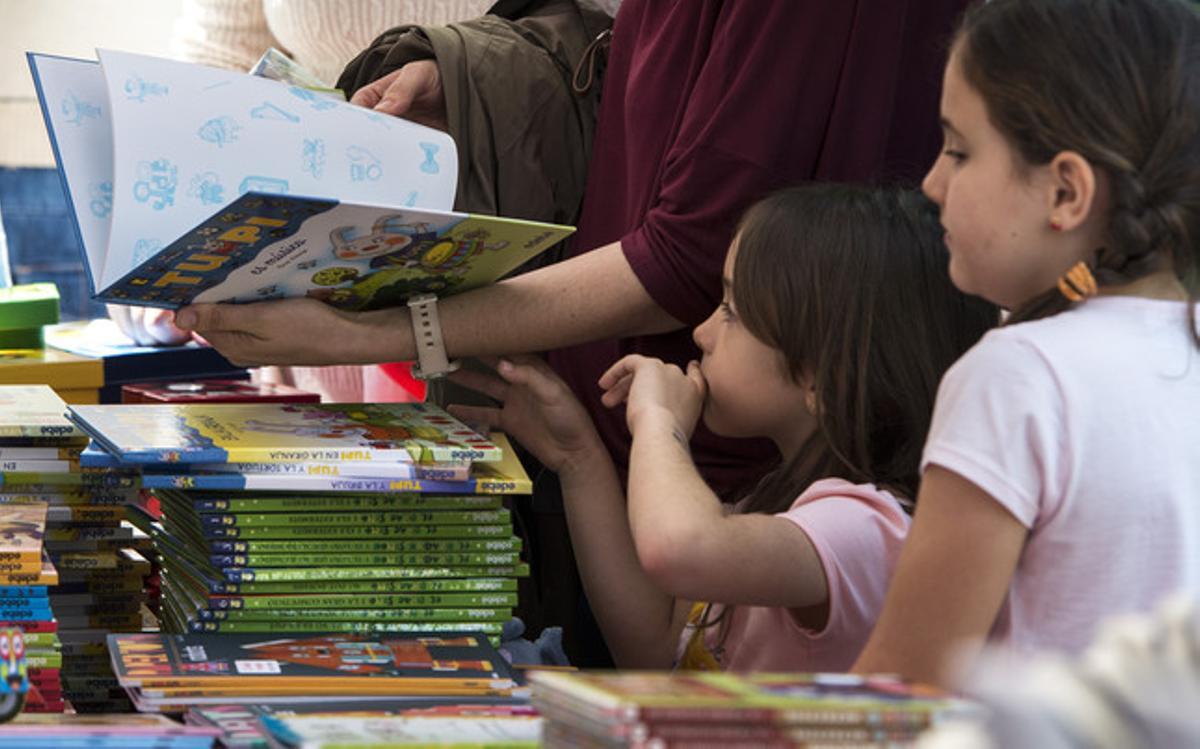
[193,606,512,622]
[191,494,500,513]
[186,619,505,635]
[207,576,520,596]
[206,537,522,554]
[0,585,47,597]
[218,563,529,583]
[208,551,521,568]
[197,509,510,528]
[207,591,519,610]
[200,523,514,540]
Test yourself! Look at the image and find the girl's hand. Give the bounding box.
[599,355,706,438]
[447,356,606,480]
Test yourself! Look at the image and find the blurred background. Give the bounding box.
[0,0,184,320]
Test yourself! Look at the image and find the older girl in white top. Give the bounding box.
[855,0,1200,686]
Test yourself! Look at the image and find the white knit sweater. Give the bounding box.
[172,0,492,85]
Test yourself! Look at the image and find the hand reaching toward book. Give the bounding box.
[447,356,609,481]
[107,304,193,347]
[599,355,706,441]
[349,60,448,131]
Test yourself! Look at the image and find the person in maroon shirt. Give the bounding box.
[174,0,969,661]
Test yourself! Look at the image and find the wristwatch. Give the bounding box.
[407,293,460,380]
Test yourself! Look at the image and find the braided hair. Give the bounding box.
[956,0,1200,342]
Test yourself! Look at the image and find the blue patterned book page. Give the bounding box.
[96,48,457,294]
[25,54,115,295]
[97,192,574,310]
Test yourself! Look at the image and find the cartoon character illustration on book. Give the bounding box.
[329,216,438,262]
[243,635,490,674]
[309,226,511,312]
[0,629,28,722]
[242,407,448,445]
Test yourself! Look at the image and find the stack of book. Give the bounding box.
[45,319,247,404]
[530,671,974,748]
[68,402,530,642]
[183,700,532,749]
[121,379,319,405]
[0,713,219,747]
[0,347,103,405]
[108,631,520,712]
[0,385,149,712]
[259,703,542,748]
[0,502,62,713]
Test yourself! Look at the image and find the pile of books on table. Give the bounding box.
[108,631,520,713]
[184,700,539,749]
[0,384,158,712]
[69,402,530,642]
[530,670,975,748]
[0,502,62,713]
[0,386,151,712]
[258,703,542,748]
[0,713,219,747]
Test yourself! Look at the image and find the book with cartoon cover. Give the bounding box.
[67,401,501,465]
[139,433,531,494]
[260,705,541,748]
[27,50,573,309]
[107,632,515,690]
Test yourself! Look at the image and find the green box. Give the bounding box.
[0,283,60,331]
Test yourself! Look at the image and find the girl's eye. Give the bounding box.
[943,148,968,163]
[719,301,736,321]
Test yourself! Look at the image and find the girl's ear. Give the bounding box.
[1046,151,1098,232]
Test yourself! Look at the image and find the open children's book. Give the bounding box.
[28,50,574,310]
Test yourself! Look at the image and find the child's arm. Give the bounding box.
[448,357,691,668]
[599,356,831,613]
[852,466,1028,686]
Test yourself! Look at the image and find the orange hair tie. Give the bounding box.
[1057,261,1098,303]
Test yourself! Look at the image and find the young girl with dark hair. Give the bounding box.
[854,0,1200,686]
[451,184,997,670]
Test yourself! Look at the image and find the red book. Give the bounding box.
[3,621,56,633]
[121,380,320,404]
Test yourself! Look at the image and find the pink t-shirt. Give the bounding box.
[923,297,1200,655]
[675,478,911,673]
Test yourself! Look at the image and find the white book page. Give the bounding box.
[97,48,458,292]
[26,54,114,294]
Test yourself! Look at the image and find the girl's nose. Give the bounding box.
[693,309,717,351]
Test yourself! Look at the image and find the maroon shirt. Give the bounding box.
[548,0,967,499]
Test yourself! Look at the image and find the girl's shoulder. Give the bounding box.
[789,478,909,516]
[949,297,1197,395]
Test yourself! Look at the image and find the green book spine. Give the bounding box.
[194,607,512,623]
[210,551,521,568]
[199,509,511,528]
[185,619,505,636]
[220,563,530,583]
[187,493,502,513]
[25,653,64,669]
[200,523,515,540]
[206,576,521,596]
[208,591,519,610]
[206,537,523,555]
